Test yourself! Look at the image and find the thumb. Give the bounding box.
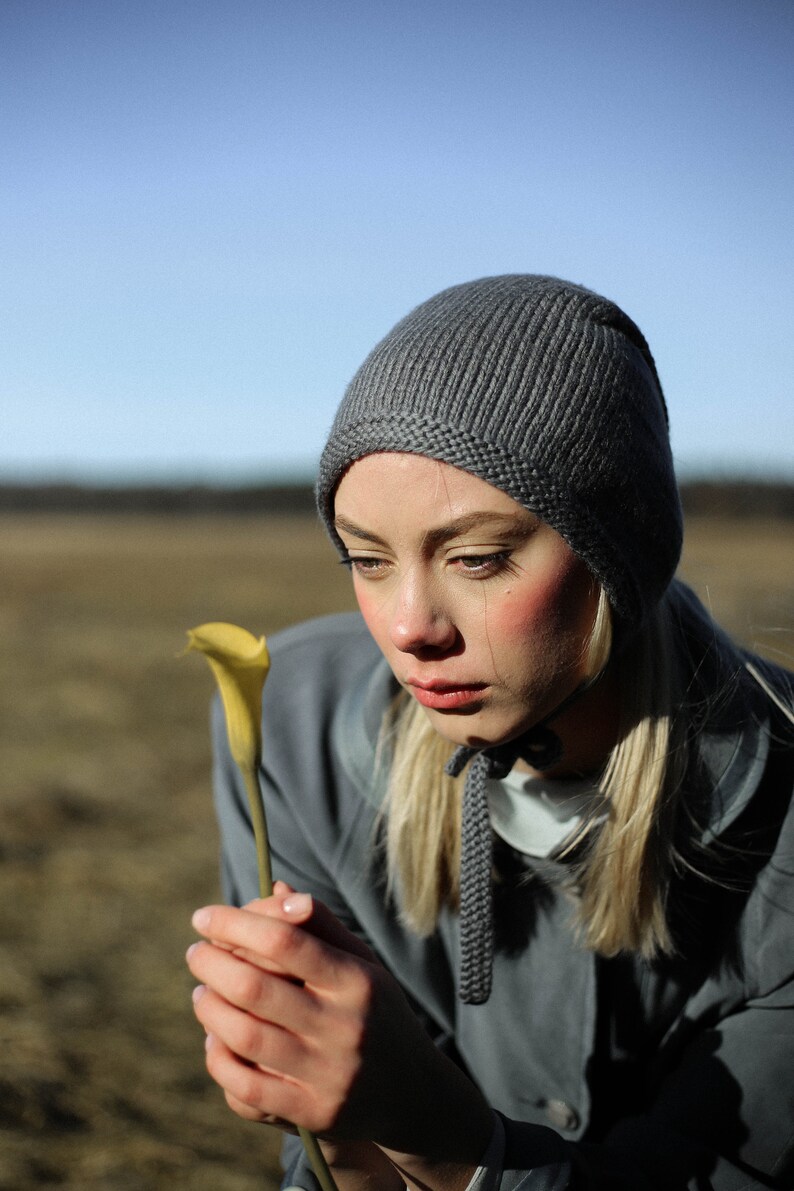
[245,884,378,964]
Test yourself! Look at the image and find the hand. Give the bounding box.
[186,884,492,1170]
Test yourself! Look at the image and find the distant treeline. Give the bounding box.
[0,482,318,515]
[680,480,794,519]
[0,479,793,519]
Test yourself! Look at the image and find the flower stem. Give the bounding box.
[241,764,338,1191]
[300,1132,340,1191]
[242,769,273,897]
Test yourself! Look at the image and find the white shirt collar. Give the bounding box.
[486,769,605,857]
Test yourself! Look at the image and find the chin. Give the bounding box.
[423,707,530,751]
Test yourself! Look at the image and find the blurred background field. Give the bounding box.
[0,512,356,1191]
[0,506,792,1190]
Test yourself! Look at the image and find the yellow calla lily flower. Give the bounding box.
[186,622,273,895]
[185,621,338,1191]
[185,622,270,772]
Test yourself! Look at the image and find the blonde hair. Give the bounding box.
[379,587,687,960]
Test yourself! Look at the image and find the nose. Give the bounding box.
[389,571,457,655]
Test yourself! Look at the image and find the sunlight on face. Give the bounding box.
[334,452,599,749]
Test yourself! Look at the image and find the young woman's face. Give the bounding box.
[334,453,600,750]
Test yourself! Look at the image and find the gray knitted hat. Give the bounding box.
[317,273,682,634]
[317,274,683,1005]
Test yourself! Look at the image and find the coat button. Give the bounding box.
[544,1099,580,1132]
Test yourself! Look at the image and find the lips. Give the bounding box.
[406,678,489,711]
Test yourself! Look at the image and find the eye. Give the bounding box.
[341,555,390,578]
[453,551,513,576]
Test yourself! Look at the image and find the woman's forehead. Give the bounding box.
[337,452,513,501]
[337,452,524,508]
[334,453,543,532]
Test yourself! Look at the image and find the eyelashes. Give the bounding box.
[340,556,387,576]
[454,551,517,577]
[340,551,518,580]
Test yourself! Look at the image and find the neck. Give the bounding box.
[516,663,621,780]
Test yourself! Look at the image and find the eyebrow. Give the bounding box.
[333,511,535,548]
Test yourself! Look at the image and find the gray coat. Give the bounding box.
[212,594,794,1190]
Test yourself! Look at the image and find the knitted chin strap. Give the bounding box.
[446,726,563,1005]
[444,653,615,1006]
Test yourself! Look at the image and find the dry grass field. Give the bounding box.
[0,511,792,1190]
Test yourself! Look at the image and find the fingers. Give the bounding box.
[192,983,317,1083]
[187,889,382,1136]
[187,939,316,1032]
[203,1030,345,1135]
[203,1032,309,1128]
[223,1082,299,1132]
[190,899,372,990]
[249,888,377,963]
[187,934,372,1080]
[186,912,373,1086]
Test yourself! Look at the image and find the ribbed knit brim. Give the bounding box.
[317,274,682,634]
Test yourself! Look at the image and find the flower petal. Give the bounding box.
[186,623,270,770]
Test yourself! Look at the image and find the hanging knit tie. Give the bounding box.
[445,726,563,1005]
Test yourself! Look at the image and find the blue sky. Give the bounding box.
[2,0,792,482]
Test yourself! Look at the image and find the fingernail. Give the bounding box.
[205,1032,214,1051]
[192,908,211,931]
[282,892,312,916]
[192,984,206,1004]
[186,942,199,960]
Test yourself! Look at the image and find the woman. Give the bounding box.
[186,275,794,1190]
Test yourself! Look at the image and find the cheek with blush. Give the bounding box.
[484,554,598,684]
[351,579,396,660]
[351,580,381,633]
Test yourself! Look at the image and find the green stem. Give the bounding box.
[242,768,273,897]
[242,764,338,1191]
[299,1129,339,1191]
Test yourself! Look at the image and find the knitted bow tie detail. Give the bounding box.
[445,726,563,1005]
